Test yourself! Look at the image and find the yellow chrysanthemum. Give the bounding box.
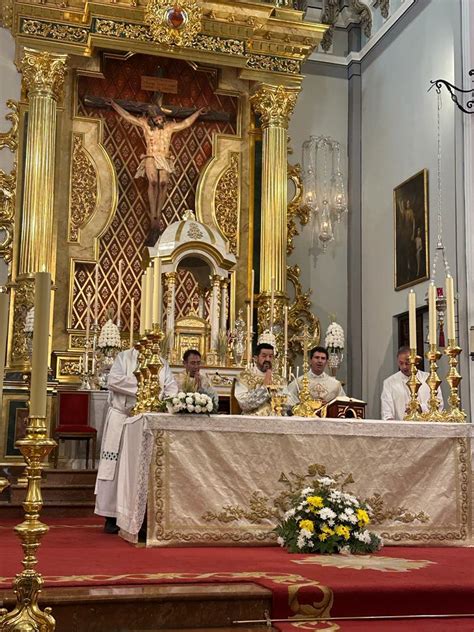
[299,519,314,533]
[321,525,334,535]
[357,508,370,526]
[307,495,324,509]
[318,532,329,541]
[335,525,351,540]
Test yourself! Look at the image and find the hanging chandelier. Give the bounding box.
[301,136,348,251]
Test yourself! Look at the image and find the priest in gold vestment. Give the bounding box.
[288,346,345,407]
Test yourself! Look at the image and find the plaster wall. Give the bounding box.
[360,0,466,417]
[289,65,349,381]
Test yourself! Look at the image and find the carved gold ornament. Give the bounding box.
[0,99,18,271]
[69,134,98,243]
[287,264,320,358]
[287,162,309,255]
[21,18,89,44]
[250,84,299,129]
[145,0,202,47]
[215,152,239,255]
[11,278,35,364]
[20,48,67,102]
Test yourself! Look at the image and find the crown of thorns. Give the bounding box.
[146,103,172,117]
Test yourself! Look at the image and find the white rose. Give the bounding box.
[187,404,194,412]
[185,396,193,404]
[195,405,202,413]
[206,402,213,412]
[178,392,186,399]
[172,397,179,405]
[277,536,285,547]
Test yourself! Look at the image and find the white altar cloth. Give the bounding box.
[115,414,473,547]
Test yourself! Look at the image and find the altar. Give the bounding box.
[115,414,473,548]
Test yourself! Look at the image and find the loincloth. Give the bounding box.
[135,154,175,178]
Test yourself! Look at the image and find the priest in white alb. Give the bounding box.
[381,346,443,420]
[287,346,345,407]
[95,347,178,533]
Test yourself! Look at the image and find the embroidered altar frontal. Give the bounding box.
[116,415,473,547]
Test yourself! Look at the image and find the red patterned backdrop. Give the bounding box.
[72,54,238,335]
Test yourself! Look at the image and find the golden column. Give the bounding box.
[250,84,299,337]
[9,48,67,370]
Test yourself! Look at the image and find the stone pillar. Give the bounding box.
[220,278,229,331]
[250,84,299,336]
[165,272,177,353]
[9,49,67,370]
[210,275,221,350]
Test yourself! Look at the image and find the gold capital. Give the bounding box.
[21,48,67,102]
[250,84,299,129]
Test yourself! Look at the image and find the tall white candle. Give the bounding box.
[117,261,123,327]
[428,282,437,345]
[139,274,146,336]
[129,297,135,348]
[408,289,417,350]
[94,265,99,325]
[146,266,154,331]
[283,305,288,379]
[0,291,9,410]
[152,257,161,325]
[85,289,91,342]
[30,272,52,418]
[249,270,254,353]
[446,274,455,341]
[270,277,275,331]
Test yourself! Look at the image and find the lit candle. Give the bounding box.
[152,257,161,326]
[146,266,154,331]
[117,261,123,327]
[129,297,135,348]
[408,289,417,350]
[85,289,91,343]
[446,274,455,341]
[30,272,52,418]
[428,282,437,345]
[139,273,146,336]
[283,305,288,377]
[94,265,99,325]
[270,277,275,331]
[0,290,9,409]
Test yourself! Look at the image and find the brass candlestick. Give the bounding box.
[0,415,56,630]
[443,339,466,423]
[423,344,444,421]
[403,350,424,421]
[147,323,165,412]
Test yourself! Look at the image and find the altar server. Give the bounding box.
[234,334,288,416]
[287,346,345,407]
[95,347,178,533]
[381,346,443,420]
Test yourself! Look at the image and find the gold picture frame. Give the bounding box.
[394,169,429,291]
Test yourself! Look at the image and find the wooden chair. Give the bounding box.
[54,391,97,469]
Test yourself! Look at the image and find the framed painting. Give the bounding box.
[394,169,429,290]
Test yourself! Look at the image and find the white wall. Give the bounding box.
[289,66,349,380]
[0,27,20,287]
[360,0,464,417]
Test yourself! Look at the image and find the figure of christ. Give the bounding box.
[109,100,209,245]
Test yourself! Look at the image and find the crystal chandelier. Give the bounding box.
[301,136,348,251]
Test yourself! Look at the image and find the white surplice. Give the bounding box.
[287,370,345,407]
[380,369,443,420]
[94,348,178,518]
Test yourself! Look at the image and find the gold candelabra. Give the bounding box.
[0,415,56,631]
[443,339,466,423]
[403,349,424,421]
[423,344,444,421]
[291,325,324,418]
[131,324,166,415]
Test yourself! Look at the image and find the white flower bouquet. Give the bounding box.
[324,321,344,351]
[168,391,214,415]
[97,319,122,353]
[275,477,382,555]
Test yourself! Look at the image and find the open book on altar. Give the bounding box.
[325,396,366,419]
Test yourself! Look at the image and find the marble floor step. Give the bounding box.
[0,583,273,631]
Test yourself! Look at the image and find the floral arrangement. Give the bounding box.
[168,391,214,414]
[324,321,344,351]
[275,476,382,555]
[97,319,122,353]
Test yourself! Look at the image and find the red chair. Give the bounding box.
[54,391,97,469]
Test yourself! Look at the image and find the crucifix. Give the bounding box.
[85,68,232,247]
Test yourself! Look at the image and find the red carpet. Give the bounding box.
[1,517,473,631]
